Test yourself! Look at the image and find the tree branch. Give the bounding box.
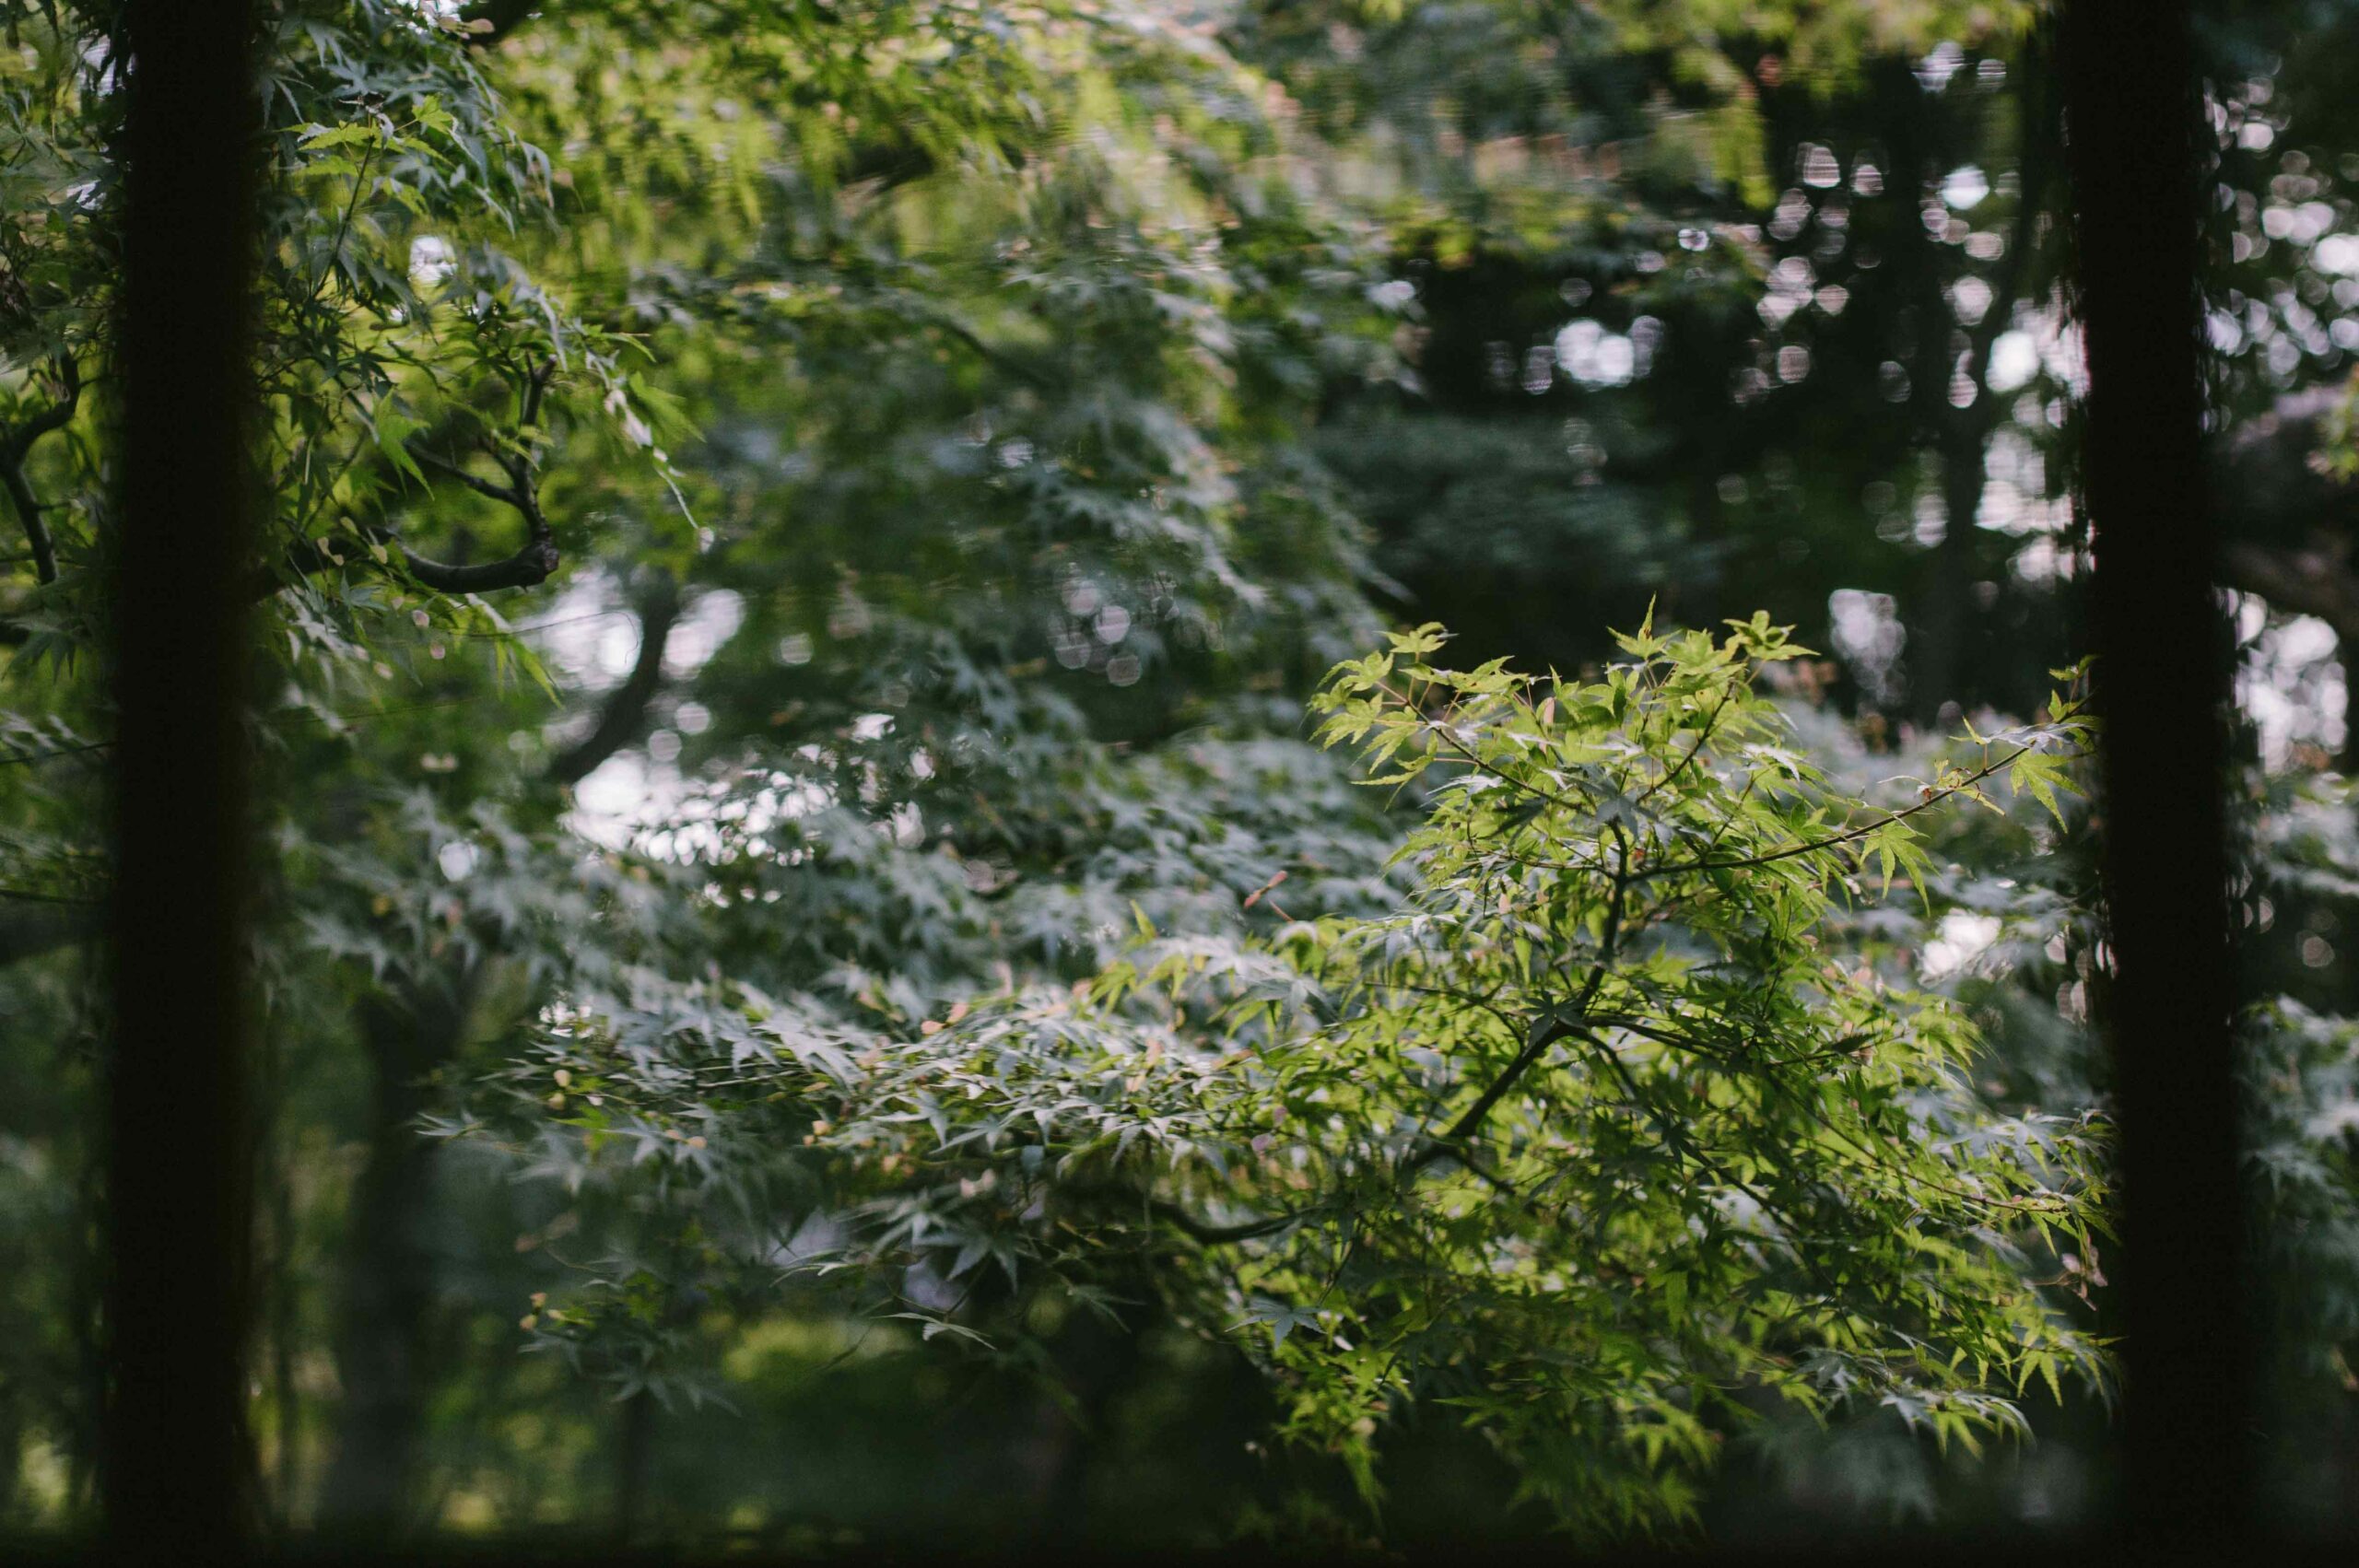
[2221,533,2359,642]
[265,521,559,598]
[2,357,79,585]
[409,445,527,508]
[1627,744,2030,884]
[1146,1197,1306,1246]
[260,376,562,599]
[0,901,100,965]
[393,536,561,593]
[2209,386,2359,634]
[547,579,682,785]
[1409,832,1635,1168]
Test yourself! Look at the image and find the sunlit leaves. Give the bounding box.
[475,613,2110,1538]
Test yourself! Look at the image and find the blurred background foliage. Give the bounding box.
[1,0,2356,1549]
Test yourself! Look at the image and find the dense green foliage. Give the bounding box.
[3,0,2357,1548]
[467,616,2106,1536]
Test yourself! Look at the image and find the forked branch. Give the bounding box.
[264,361,562,597]
[1,357,80,585]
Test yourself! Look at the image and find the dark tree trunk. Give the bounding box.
[102,1,262,1554]
[319,983,464,1536]
[1886,69,1970,729]
[613,1388,657,1543]
[2061,0,2248,1544]
[1914,432,1990,726]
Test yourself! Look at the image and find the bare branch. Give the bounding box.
[1,737,111,768]
[1408,831,1634,1169]
[2,357,80,585]
[548,579,682,785]
[2222,534,2359,642]
[0,462,57,584]
[518,357,556,430]
[2204,387,2359,638]
[262,402,562,598]
[391,534,560,593]
[1147,1197,1307,1246]
[409,445,526,509]
[1628,745,2030,884]
[265,522,558,597]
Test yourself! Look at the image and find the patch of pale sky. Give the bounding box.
[558,587,745,847]
[2235,598,2349,770]
[1921,911,2002,982]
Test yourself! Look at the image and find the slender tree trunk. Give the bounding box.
[265,1114,301,1523]
[2062,0,2248,1541]
[1033,1300,1152,1545]
[613,1388,657,1542]
[1915,432,1990,726]
[1918,29,2048,727]
[319,983,464,1536]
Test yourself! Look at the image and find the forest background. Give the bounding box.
[4,0,2358,1550]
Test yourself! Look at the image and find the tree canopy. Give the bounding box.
[3,0,2357,1550]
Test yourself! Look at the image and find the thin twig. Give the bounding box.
[1628,747,2030,883]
